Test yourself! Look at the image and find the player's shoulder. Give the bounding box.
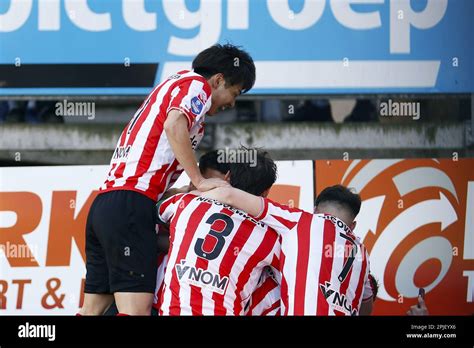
[168,70,210,90]
[264,197,305,214]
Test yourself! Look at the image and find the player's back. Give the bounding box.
[257,199,369,316]
[100,70,211,201]
[280,212,369,315]
[158,194,280,315]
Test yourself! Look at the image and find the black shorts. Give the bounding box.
[84,190,158,294]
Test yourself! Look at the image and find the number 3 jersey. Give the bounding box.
[157,193,280,315]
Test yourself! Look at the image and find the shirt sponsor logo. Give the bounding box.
[175,260,229,295]
[190,96,203,115]
[319,281,358,316]
[112,145,131,161]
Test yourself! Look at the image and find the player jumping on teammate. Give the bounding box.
[80,44,255,316]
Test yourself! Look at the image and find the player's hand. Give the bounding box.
[406,295,429,316]
[199,187,225,200]
[195,177,229,192]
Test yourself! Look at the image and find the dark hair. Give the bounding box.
[198,150,230,175]
[315,185,361,218]
[226,147,277,196]
[192,44,256,93]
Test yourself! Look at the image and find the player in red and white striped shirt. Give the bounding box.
[81,45,255,316]
[200,184,372,316]
[157,149,280,315]
[152,150,232,313]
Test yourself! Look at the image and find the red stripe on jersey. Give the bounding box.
[233,227,279,315]
[249,275,279,313]
[271,252,279,269]
[271,214,298,230]
[351,250,368,313]
[167,197,211,315]
[316,219,337,315]
[211,218,257,315]
[261,300,281,316]
[294,212,313,314]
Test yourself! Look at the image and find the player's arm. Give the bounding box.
[359,298,373,316]
[156,225,170,254]
[156,193,185,225]
[164,110,227,192]
[360,272,378,315]
[200,187,303,233]
[199,186,264,217]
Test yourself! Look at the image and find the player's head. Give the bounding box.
[192,44,256,116]
[226,147,277,197]
[198,150,230,180]
[314,185,361,230]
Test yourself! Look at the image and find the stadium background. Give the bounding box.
[0,0,473,315]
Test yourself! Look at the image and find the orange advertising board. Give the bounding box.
[315,158,474,315]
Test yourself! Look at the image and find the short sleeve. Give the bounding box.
[157,193,186,224]
[256,198,304,235]
[166,77,212,129]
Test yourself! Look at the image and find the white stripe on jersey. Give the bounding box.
[280,232,297,315]
[304,218,323,314]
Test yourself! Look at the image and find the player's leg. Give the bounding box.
[114,292,154,315]
[81,195,113,315]
[103,191,158,316]
[80,293,114,315]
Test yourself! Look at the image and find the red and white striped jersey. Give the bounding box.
[257,199,371,316]
[246,266,281,316]
[157,194,280,316]
[100,70,212,202]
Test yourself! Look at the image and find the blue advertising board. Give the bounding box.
[0,0,472,95]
